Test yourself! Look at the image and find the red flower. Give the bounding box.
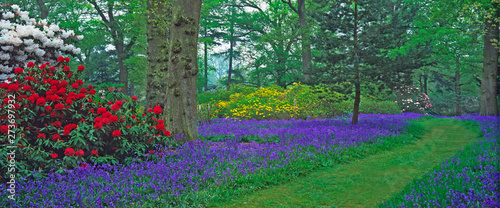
[97,107,107,114]
[8,83,19,91]
[36,97,46,106]
[52,134,61,141]
[63,66,70,71]
[44,106,52,112]
[94,121,103,129]
[164,130,171,137]
[109,115,118,123]
[89,109,95,113]
[147,108,152,113]
[0,125,9,134]
[14,67,23,74]
[27,62,35,68]
[64,57,70,62]
[112,130,122,138]
[115,101,123,107]
[149,150,155,154]
[64,148,75,156]
[50,153,58,159]
[103,111,111,118]
[76,150,84,157]
[63,124,77,136]
[49,66,55,71]
[112,147,118,151]
[89,89,96,95]
[57,56,64,62]
[158,119,164,124]
[80,119,86,122]
[88,85,94,89]
[22,85,31,91]
[65,99,73,105]
[78,65,85,71]
[156,123,165,131]
[79,88,87,94]
[59,80,68,88]
[55,103,65,110]
[91,150,98,156]
[131,96,138,101]
[38,134,46,139]
[153,106,162,114]
[79,163,88,168]
[110,104,120,111]
[71,83,79,89]
[51,121,62,128]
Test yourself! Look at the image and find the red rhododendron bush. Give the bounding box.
[0,59,172,182]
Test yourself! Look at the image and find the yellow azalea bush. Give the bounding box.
[197,83,401,120]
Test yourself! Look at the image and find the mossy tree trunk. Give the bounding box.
[480,12,499,116]
[146,0,171,110]
[164,0,202,142]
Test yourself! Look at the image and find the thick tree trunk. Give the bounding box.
[36,0,49,18]
[352,1,360,124]
[480,15,499,116]
[146,0,170,109]
[298,0,312,84]
[164,0,202,142]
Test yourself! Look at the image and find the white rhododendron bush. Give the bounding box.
[0,3,83,81]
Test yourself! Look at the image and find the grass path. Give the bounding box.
[214,118,478,208]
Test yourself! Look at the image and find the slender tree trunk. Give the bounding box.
[419,75,423,93]
[204,26,208,91]
[298,0,312,84]
[480,14,499,116]
[146,0,170,109]
[423,74,428,95]
[455,67,462,116]
[116,38,128,95]
[227,17,234,90]
[36,0,49,18]
[165,0,202,142]
[352,0,360,124]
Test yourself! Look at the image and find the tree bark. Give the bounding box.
[227,11,235,90]
[164,0,202,142]
[36,0,49,19]
[455,67,462,116]
[116,36,128,95]
[204,26,208,91]
[298,0,312,84]
[480,14,499,116]
[352,0,360,124]
[146,0,170,110]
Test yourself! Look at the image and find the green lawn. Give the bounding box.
[213,118,478,208]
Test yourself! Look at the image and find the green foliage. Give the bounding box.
[0,60,172,182]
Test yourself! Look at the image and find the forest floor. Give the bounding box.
[213,118,478,208]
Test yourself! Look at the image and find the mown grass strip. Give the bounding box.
[213,118,479,208]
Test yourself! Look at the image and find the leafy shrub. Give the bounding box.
[395,85,432,113]
[0,60,172,182]
[0,4,82,81]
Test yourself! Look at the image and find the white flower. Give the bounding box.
[2,12,14,19]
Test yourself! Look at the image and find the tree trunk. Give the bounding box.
[204,26,208,91]
[227,38,234,90]
[455,69,462,116]
[298,0,312,84]
[146,0,170,110]
[227,16,234,90]
[423,74,428,95]
[36,0,49,19]
[116,36,128,95]
[480,14,499,116]
[164,0,202,142]
[352,0,360,124]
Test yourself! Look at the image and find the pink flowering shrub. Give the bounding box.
[394,85,432,113]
